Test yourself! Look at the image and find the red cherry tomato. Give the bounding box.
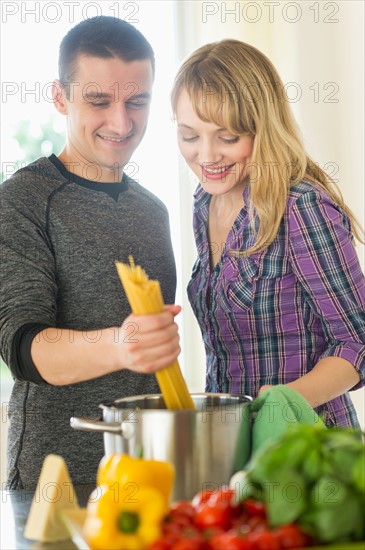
[169,501,196,523]
[163,500,197,537]
[149,533,177,550]
[274,524,312,549]
[244,499,267,520]
[171,528,206,550]
[209,529,254,550]
[192,489,216,508]
[247,530,281,550]
[202,525,225,541]
[194,488,237,530]
[194,504,232,530]
[163,514,192,533]
[207,487,236,507]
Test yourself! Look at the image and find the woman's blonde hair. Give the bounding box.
[171,39,364,255]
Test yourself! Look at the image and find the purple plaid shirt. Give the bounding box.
[187,181,365,427]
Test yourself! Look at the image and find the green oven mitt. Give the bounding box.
[250,385,325,455]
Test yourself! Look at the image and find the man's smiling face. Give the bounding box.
[55,54,153,182]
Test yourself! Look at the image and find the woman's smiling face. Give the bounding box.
[175,88,254,195]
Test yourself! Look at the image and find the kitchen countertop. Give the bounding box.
[2,486,365,550]
[0,485,94,550]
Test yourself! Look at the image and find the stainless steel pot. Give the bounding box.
[71,393,252,501]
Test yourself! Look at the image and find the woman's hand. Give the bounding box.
[258,384,272,395]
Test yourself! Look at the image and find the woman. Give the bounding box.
[171,39,365,427]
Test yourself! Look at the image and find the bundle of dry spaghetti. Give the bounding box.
[115,257,195,410]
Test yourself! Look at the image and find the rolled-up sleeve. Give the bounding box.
[288,189,365,389]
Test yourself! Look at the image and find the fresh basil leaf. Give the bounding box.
[301,491,363,543]
[353,453,365,492]
[302,448,322,482]
[265,469,307,527]
[329,448,361,485]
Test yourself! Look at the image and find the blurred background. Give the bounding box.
[1,0,364,485]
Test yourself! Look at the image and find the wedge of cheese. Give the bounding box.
[24,454,79,542]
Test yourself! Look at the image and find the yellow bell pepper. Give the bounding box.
[96,453,175,506]
[84,483,166,550]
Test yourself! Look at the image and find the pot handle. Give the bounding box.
[70,416,122,434]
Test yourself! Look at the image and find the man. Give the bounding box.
[0,16,179,489]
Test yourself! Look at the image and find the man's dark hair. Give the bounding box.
[58,16,155,87]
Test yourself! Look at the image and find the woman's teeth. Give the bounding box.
[204,164,232,174]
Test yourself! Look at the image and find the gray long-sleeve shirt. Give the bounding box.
[0,156,176,489]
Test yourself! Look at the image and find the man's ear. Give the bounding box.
[52,80,68,114]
